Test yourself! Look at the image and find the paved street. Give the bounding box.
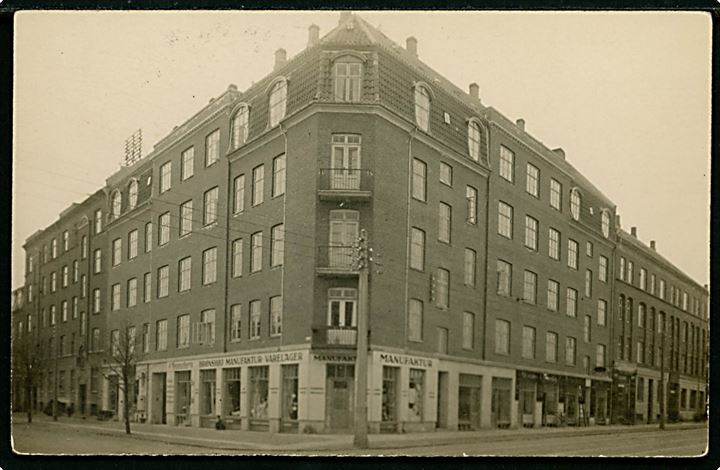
[10,415,707,456]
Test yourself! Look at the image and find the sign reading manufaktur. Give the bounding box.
[379,352,433,368]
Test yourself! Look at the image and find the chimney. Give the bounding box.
[308,24,320,47]
[631,227,637,238]
[553,147,565,160]
[469,83,479,99]
[516,118,525,131]
[650,240,656,251]
[339,11,352,25]
[406,36,418,57]
[274,48,287,70]
[616,215,621,228]
[227,83,238,92]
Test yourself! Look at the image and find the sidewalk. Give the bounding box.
[15,413,706,453]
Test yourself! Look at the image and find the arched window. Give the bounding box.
[468,120,482,161]
[128,179,138,209]
[333,57,362,102]
[231,104,250,148]
[414,84,431,132]
[111,190,121,219]
[268,79,288,128]
[601,210,611,238]
[570,188,581,221]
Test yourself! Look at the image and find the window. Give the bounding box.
[462,312,475,350]
[627,260,634,285]
[252,165,264,206]
[181,146,194,180]
[61,300,68,322]
[270,224,284,267]
[92,288,100,313]
[144,222,153,253]
[231,239,243,277]
[233,174,245,214]
[497,260,512,296]
[439,162,452,186]
[268,79,287,127]
[464,248,476,287]
[549,228,560,260]
[494,319,510,355]
[112,238,122,267]
[231,106,249,148]
[111,191,121,219]
[159,212,170,246]
[636,341,645,364]
[601,210,611,238]
[410,228,425,271]
[524,215,538,250]
[412,159,426,201]
[330,134,361,190]
[230,304,242,341]
[599,255,608,282]
[50,238,58,259]
[498,201,513,238]
[566,288,578,317]
[547,279,560,311]
[638,303,646,328]
[72,296,78,318]
[414,84,431,131]
[438,202,452,243]
[466,186,478,224]
[81,235,88,259]
[159,161,172,193]
[270,296,282,336]
[203,187,219,226]
[177,314,190,348]
[584,315,592,343]
[50,272,57,292]
[249,300,261,339]
[650,274,656,295]
[334,59,362,102]
[62,230,69,251]
[94,209,103,234]
[523,270,537,304]
[522,326,536,359]
[659,279,666,300]
[127,229,138,260]
[202,247,217,285]
[565,337,577,366]
[142,272,151,303]
[127,278,137,307]
[200,309,216,344]
[468,121,482,161]
[178,257,192,292]
[568,239,579,269]
[640,268,647,290]
[524,163,540,197]
[62,265,68,287]
[156,319,168,351]
[111,284,120,311]
[327,288,357,328]
[128,179,139,209]
[546,332,558,362]
[71,260,79,284]
[157,265,169,298]
[205,129,220,167]
[408,299,423,342]
[436,268,449,309]
[570,188,581,220]
[91,328,101,351]
[596,344,606,367]
[110,330,119,356]
[550,178,562,211]
[50,305,57,325]
[180,200,193,236]
[251,232,263,273]
[93,249,102,273]
[598,299,607,326]
[272,154,286,197]
[585,270,593,297]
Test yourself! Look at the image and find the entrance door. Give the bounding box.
[326,364,354,430]
[647,379,654,423]
[152,373,167,424]
[108,376,119,413]
[79,384,87,415]
[331,135,361,190]
[491,377,512,428]
[436,371,448,429]
[329,211,359,269]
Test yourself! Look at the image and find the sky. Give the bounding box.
[12,10,711,289]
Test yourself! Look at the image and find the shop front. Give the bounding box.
[458,373,482,430]
[539,374,559,426]
[516,371,540,428]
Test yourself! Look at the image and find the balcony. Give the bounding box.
[311,325,357,348]
[318,168,373,201]
[316,246,358,276]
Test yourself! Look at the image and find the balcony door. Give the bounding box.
[331,134,361,190]
[329,210,359,269]
[328,288,357,328]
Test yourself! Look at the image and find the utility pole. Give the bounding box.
[353,229,369,449]
[53,322,58,421]
[659,315,665,430]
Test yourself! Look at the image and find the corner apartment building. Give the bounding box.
[13,12,708,434]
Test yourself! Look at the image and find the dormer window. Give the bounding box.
[468,120,482,161]
[111,190,121,219]
[334,58,362,102]
[601,210,611,238]
[128,179,138,209]
[570,188,581,221]
[268,78,288,128]
[414,84,431,132]
[231,104,250,148]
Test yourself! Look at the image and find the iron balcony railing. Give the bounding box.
[317,245,358,272]
[318,168,373,192]
[312,325,358,347]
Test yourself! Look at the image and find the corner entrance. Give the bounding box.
[325,364,354,431]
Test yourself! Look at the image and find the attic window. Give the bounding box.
[268,78,288,128]
[443,112,451,124]
[414,83,431,132]
[333,57,362,103]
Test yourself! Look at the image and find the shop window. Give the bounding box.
[458,373,482,430]
[200,369,216,416]
[408,369,425,422]
[491,377,512,427]
[224,368,242,417]
[282,364,299,422]
[249,366,269,421]
[382,366,399,423]
[175,371,191,425]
